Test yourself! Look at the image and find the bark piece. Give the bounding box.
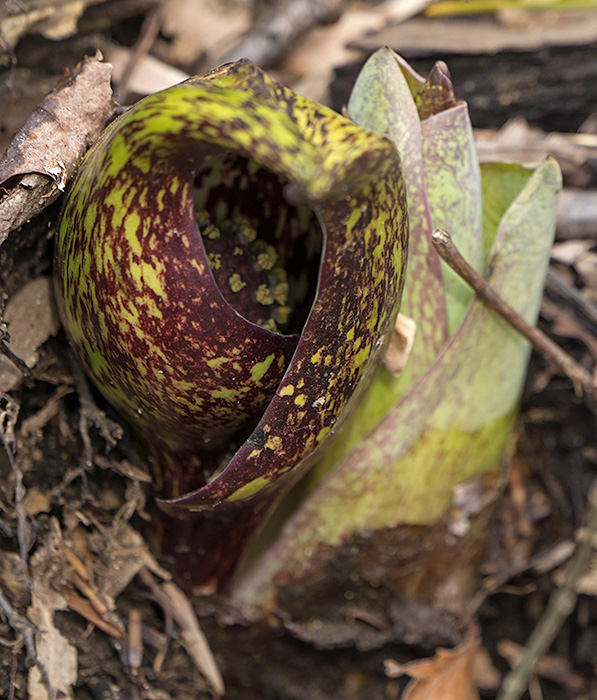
[0,52,114,245]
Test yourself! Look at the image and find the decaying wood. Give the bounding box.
[333,10,597,132]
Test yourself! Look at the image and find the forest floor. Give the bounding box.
[0,2,596,699]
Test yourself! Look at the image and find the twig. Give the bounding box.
[113,6,163,105]
[0,590,55,700]
[496,481,597,700]
[431,229,597,400]
[0,394,32,565]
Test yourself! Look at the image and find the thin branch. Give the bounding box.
[431,228,597,401]
[113,5,163,105]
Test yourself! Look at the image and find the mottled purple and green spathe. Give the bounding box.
[55,60,409,513]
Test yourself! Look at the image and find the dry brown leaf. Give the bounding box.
[23,487,52,516]
[161,581,225,696]
[108,45,189,96]
[384,313,416,377]
[0,53,114,244]
[576,250,597,291]
[160,0,250,67]
[0,0,105,52]
[0,354,23,392]
[385,633,481,700]
[3,277,60,369]
[27,557,77,700]
[551,240,595,266]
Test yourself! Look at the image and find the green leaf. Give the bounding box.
[422,103,483,332]
[234,157,561,604]
[306,49,455,483]
[298,50,483,492]
[347,47,449,377]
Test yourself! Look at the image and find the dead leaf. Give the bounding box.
[0,0,103,52]
[575,250,597,291]
[27,558,77,700]
[160,0,250,67]
[384,313,417,377]
[3,277,60,369]
[23,487,51,516]
[0,52,114,244]
[162,581,225,697]
[551,240,595,266]
[385,633,481,700]
[0,354,23,392]
[108,46,189,96]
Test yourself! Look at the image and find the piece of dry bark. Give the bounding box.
[0,52,115,246]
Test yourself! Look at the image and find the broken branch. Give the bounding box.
[431,228,597,401]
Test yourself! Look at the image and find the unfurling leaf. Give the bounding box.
[234,50,561,609]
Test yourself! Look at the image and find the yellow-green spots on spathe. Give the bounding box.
[156,189,166,212]
[344,205,362,246]
[212,387,241,401]
[104,186,127,229]
[119,298,140,326]
[265,436,283,451]
[317,426,331,443]
[103,133,132,178]
[279,384,294,397]
[124,212,142,256]
[84,202,98,234]
[352,343,372,370]
[226,475,272,502]
[251,353,275,382]
[294,394,307,407]
[141,261,167,299]
[138,294,163,319]
[207,356,230,370]
[311,348,323,364]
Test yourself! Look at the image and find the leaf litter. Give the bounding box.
[0,2,596,699]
